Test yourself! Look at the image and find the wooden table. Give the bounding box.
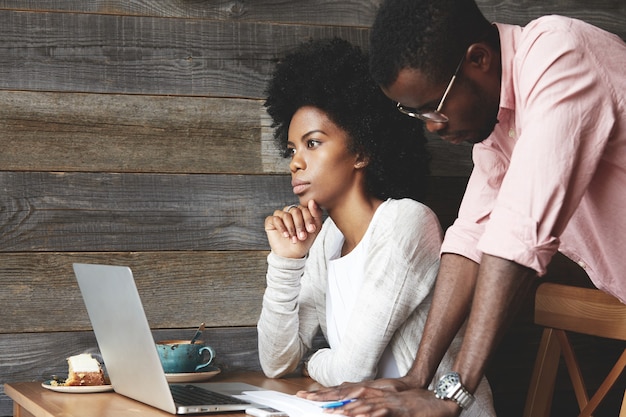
[4,371,323,417]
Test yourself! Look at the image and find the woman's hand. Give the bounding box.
[264,200,323,258]
[297,379,460,417]
[297,377,413,402]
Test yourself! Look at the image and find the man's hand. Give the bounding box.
[323,388,460,417]
[297,377,412,402]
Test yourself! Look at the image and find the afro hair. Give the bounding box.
[264,37,431,201]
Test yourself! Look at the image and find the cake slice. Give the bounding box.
[64,353,105,386]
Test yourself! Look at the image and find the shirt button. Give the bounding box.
[577,261,587,269]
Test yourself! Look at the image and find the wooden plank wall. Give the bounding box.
[0,1,624,416]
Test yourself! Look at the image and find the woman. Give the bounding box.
[258,38,494,416]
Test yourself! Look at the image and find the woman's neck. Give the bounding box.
[328,195,384,256]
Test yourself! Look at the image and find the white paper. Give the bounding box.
[238,390,340,417]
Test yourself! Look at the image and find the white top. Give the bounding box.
[257,198,496,416]
[325,200,399,378]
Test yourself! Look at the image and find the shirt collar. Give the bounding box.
[494,22,522,111]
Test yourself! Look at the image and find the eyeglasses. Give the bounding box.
[396,54,465,123]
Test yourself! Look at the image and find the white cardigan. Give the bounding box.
[257,198,495,416]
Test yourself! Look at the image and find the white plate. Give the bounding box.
[165,366,221,383]
[42,380,114,393]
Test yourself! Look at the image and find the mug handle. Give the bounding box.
[195,346,216,371]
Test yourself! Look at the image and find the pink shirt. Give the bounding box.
[441,16,626,303]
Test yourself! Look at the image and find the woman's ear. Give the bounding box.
[354,154,369,169]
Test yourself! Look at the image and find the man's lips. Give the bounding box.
[291,180,310,195]
[440,135,464,144]
[439,131,471,144]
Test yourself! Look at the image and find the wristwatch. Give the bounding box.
[433,372,475,409]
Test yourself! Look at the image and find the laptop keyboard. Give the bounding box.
[170,384,250,406]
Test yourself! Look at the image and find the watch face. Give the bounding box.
[435,372,460,397]
[434,372,475,408]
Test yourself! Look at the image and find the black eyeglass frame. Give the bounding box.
[396,54,466,123]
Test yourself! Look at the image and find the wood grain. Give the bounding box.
[0,90,472,177]
[0,251,270,333]
[0,172,468,252]
[535,283,626,340]
[476,0,626,39]
[0,91,288,174]
[0,10,371,98]
[0,0,624,38]
[0,0,382,26]
[0,172,293,251]
[0,327,261,382]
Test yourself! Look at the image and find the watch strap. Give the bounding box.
[434,372,475,410]
[450,384,474,409]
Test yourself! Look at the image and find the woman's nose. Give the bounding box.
[289,153,304,172]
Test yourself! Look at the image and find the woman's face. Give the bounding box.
[287,106,364,209]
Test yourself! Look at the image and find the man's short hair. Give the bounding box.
[370,0,491,87]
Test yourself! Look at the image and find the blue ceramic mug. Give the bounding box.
[156,339,216,373]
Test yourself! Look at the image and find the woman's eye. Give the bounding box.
[306,139,321,148]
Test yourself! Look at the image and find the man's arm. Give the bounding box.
[453,254,536,393]
[403,253,478,389]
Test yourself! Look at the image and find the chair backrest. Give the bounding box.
[535,283,626,341]
[524,283,626,417]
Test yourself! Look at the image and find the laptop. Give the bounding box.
[72,262,259,414]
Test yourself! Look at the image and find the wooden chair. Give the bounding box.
[523,283,626,417]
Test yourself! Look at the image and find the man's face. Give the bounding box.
[383,66,499,145]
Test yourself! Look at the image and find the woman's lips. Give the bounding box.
[292,180,310,195]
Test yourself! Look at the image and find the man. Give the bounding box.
[297,0,626,416]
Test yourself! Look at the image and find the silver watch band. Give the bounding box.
[451,385,474,409]
[434,372,475,410]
